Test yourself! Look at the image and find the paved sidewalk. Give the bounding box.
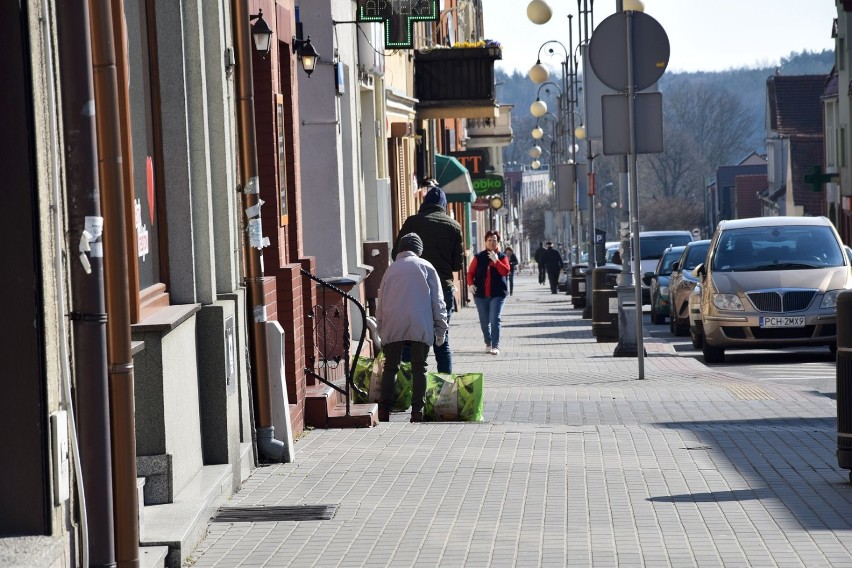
[189,274,852,567]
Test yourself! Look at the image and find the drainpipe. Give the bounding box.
[88,0,140,565]
[56,1,115,566]
[232,0,285,461]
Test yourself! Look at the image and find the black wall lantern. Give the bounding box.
[293,36,320,78]
[250,9,273,58]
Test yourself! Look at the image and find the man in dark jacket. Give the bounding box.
[542,241,564,294]
[392,180,463,373]
[534,241,546,285]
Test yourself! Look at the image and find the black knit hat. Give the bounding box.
[398,233,423,256]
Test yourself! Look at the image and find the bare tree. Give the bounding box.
[522,194,555,247]
[636,81,754,229]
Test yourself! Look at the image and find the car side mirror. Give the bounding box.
[641,272,654,286]
[671,261,680,271]
[692,263,705,279]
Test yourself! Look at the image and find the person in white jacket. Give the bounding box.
[376,233,448,422]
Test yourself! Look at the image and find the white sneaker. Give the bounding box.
[490,347,500,355]
[485,344,492,353]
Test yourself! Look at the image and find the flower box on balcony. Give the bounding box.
[414,47,502,109]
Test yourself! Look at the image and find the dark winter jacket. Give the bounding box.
[466,250,510,298]
[392,205,463,289]
[542,247,564,273]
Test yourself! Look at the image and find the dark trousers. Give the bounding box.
[538,265,546,284]
[508,270,515,295]
[547,268,561,293]
[381,341,429,413]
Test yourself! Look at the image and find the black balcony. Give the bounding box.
[414,47,501,119]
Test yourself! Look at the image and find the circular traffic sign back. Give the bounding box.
[589,10,670,91]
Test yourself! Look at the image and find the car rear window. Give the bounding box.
[639,234,692,260]
[682,243,710,270]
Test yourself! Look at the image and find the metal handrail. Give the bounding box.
[301,269,368,416]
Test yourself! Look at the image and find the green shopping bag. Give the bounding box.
[423,372,484,422]
[351,352,413,411]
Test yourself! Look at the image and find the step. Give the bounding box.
[140,545,169,568]
[326,402,378,428]
[141,442,253,567]
[304,383,340,427]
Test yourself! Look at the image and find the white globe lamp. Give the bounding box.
[531,126,544,139]
[623,0,645,12]
[531,159,541,170]
[529,145,542,159]
[575,125,587,140]
[527,0,553,24]
[528,63,549,84]
[530,99,547,117]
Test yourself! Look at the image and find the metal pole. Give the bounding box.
[626,10,645,379]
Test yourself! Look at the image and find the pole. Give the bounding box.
[626,9,645,379]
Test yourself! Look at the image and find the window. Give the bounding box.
[276,95,289,225]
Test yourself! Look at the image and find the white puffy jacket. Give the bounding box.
[376,251,448,345]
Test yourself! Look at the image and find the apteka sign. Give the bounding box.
[357,1,439,49]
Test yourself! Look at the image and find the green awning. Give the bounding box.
[435,153,475,203]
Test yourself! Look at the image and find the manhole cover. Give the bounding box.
[212,505,337,523]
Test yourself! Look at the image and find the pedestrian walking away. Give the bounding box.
[376,233,448,423]
[467,230,510,355]
[542,241,564,294]
[534,241,546,285]
[505,246,519,296]
[392,179,463,373]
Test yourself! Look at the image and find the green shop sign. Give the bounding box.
[472,174,504,197]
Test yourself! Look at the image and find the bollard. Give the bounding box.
[837,290,852,483]
[571,264,587,309]
[591,267,621,342]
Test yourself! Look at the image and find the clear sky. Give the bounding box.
[483,0,837,75]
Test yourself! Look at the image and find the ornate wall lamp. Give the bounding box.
[292,36,320,77]
[249,9,273,58]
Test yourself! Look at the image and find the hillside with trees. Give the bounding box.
[497,50,834,232]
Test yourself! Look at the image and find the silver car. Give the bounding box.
[695,216,851,363]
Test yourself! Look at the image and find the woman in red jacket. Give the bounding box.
[466,230,511,355]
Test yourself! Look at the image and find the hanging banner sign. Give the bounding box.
[357,0,439,49]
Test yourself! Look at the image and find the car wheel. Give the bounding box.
[702,342,724,364]
[675,316,689,337]
[690,328,703,349]
[651,306,663,325]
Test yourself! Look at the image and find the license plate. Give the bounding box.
[759,316,805,328]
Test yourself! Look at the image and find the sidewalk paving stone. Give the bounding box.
[188,274,852,567]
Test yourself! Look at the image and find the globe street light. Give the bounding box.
[529,145,543,159]
[531,159,541,170]
[532,126,545,139]
[623,0,646,12]
[526,0,552,24]
[530,99,547,117]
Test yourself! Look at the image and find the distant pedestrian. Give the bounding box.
[542,241,564,294]
[467,230,511,355]
[534,241,546,285]
[377,233,448,423]
[505,246,519,295]
[392,179,463,373]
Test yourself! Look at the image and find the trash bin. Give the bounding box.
[571,264,587,309]
[837,290,852,483]
[591,266,622,342]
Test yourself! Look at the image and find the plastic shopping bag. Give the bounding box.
[352,352,413,411]
[423,372,484,422]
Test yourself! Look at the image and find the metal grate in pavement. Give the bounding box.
[212,505,337,523]
[715,383,778,400]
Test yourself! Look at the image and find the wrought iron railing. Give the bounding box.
[301,269,368,416]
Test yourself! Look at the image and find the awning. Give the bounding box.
[435,153,475,203]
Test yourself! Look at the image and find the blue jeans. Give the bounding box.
[402,286,453,373]
[474,295,506,348]
[433,287,454,373]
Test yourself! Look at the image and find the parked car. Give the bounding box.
[695,216,852,363]
[636,230,694,303]
[668,240,710,336]
[688,284,703,348]
[648,245,685,325]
